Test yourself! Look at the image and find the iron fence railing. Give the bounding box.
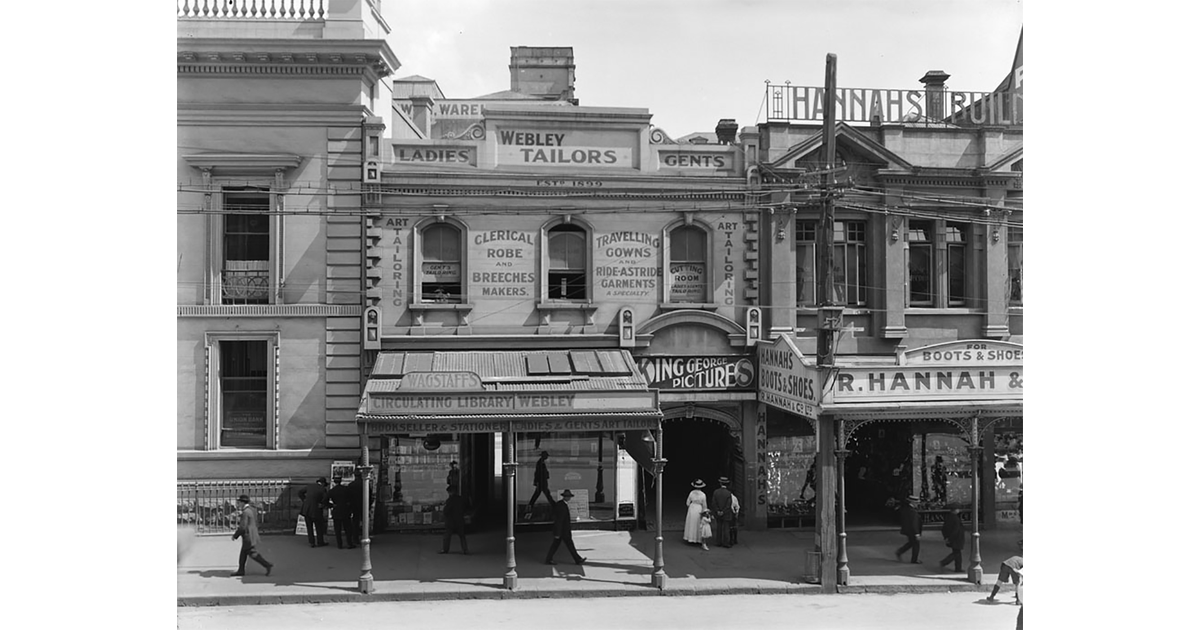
[177,479,297,535]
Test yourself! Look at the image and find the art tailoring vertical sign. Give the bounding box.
[382,217,410,323]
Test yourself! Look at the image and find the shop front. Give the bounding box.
[353,348,667,591]
[756,336,1023,586]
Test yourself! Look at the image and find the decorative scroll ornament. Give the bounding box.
[446,123,485,141]
[649,126,677,145]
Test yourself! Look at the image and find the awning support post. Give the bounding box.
[835,418,850,585]
[651,424,667,590]
[357,426,375,594]
[503,430,519,590]
[968,415,984,584]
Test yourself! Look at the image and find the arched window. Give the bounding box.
[668,225,708,302]
[547,223,588,300]
[420,223,463,303]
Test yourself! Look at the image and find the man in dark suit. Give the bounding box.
[231,495,273,576]
[894,494,923,563]
[299,477,330,548]
[526,451,553,518]
[938,507,966,572]
[438,485,469,554]
[711,476,735,548]
[327,476,356,549]
[544,489,586,565]
[348,470,367,542]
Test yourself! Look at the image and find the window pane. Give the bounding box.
[670,226,705,262]
[423,225,461,262]
[220,341,268,448]
[909,244,933,304]
[796,243,815,306]
[948,243,966,305]
[908,221,931,243]
[670,262,706,302]
[548,272,587,300]
[549,227,586,270]
[1008,228,1022,303]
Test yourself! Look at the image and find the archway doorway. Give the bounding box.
[653,418,736,531]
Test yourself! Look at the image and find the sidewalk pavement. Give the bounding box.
[178,525,1022,606]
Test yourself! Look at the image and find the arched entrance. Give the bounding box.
[651,408,741,531]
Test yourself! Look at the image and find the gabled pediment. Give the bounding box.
[984,146,1023,173]
[768,123,913,172]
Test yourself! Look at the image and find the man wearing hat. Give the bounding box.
[526,451,554,518]
[299,477,330,548]
[544,489,586,566]
[231,495,273,577]
[327,476,356,549]
[711,476,735,548]
[894,493,923,563]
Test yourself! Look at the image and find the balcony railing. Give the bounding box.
[178,0,326,20]
[222,261,270,303]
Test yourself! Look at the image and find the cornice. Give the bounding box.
[178,305,363,317]
[178,103,373,126]
[178,38,398,79]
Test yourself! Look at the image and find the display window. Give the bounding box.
[514,432,638,524]
[761,410,817,528]
[914,433,972,508]
[993,427,1023,521]
[378,436,463,529]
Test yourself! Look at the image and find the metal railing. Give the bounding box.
[177,479,297,535]
[178,0,326,20]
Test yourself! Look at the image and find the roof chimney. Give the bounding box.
[919,70,951,120]
[510,46,576,103]
[715,119,738,144]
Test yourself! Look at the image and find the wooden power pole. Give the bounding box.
[815,52,840,593]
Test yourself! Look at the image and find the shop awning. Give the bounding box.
[821,400,1023,421]
[356,349,662,435]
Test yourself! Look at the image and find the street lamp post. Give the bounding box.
[835,446,850,585]
[356,464,374,594]
[967,415,983,584]
[650,427,667,590]
[503,432,518,590]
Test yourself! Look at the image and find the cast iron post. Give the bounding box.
[357,429,374,594]
[835,419,850,585]
[968,416,984,584]
[503,431,518,589]
[651,426,668,590]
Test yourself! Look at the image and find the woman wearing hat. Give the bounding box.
[683,479,709,548]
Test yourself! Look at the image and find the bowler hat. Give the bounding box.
[907,494,921,503]
[318,477,328,485]
[236,494,251,504]
[691,479,706,489]
[560,489,575,499]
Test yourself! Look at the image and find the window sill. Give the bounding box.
[535,301,596,311]
[408,303,474,312]
[903,307,980,315]
[659,302,718,311]
[796,306,869,316]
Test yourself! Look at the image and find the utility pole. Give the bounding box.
[814,52,841,593]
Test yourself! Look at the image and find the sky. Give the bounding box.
[384,0,1024,137]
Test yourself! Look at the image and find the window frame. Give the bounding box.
[795,217,868,308]
[204,331,279,451]
[905,217,977,309]
[542,219,592,303]
[663,219,713,305]
[207,181,283,306]
[413,219,467,304]
[1007,226,1022,306]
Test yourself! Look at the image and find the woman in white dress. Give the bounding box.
[683,479,708,545]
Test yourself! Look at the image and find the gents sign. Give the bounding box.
[756,336,821,419]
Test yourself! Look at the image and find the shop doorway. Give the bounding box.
[654,419,737,531]
[844,424,915,527]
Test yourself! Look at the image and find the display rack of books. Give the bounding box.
[380,437,460,530]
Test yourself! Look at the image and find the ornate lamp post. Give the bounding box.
[357,433,375,594]
[967,416,984,585]
[503,432,519,590]
[649,427,667,590]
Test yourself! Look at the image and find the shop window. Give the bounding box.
[514,432,630,524]
[796,219,867,307]
[378,436,463,529]
[221,189,271,305]
[907,219,975,309]
[1008,227,1022,305]
[418,223,463,303]
[546,223,589,300]
[993,428,1023,522]
[668,224,708,303]
[218,339,269,448]
[914,433,971,508]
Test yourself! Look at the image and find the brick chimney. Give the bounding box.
[919,70,951,120]
[510,46,576,103]
[715,119,738,144]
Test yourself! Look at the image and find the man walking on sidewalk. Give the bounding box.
[894,494,922,563]
[231,495,273,577]
[545,489,586,566]
[439,485,469,555]
[937,507,965,572]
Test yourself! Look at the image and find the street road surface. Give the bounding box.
[178,592,1022,630]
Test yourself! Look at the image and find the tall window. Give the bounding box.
[219,340,268,448]
[946,222,968,307]
[547,223,588,300]
[669,225,707,302]
[222,189,270,305]
[796,220,867,306]
[420,224,463,303]
[907,220,935,306]
[1008,226,1022,304]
